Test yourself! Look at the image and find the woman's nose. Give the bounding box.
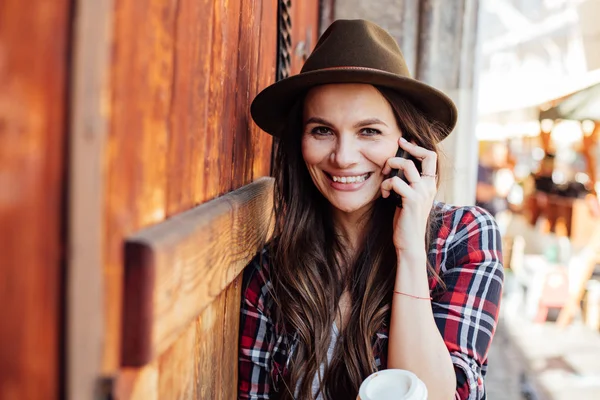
[332,136,360,168]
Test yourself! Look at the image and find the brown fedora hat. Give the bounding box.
[251,19,458,140]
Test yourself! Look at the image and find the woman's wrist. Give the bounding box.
[394,252,429,295]
[396,248,427,268]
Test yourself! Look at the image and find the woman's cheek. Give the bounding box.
[362,141,397,168]
[301,137,331,165]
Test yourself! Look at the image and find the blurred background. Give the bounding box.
[1,0,600,399]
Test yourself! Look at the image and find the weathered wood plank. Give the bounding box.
[194,293,227,399]
[122,178,274,366]
[291,0,320,74]
[189,0,215,206]
[219,275,244,398]
[158,1,216,398]
[252,0,278,178]
[192,277,242,400]
[68,0,113,398]
[104,0,176,373]
[205,0,242,200]
[0,1,70,399]
[157,323,196,399]
[232,0,263,188]
[166,0,196,216]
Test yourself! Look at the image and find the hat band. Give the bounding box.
[303,65,398,75]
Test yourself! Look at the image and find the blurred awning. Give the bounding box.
[539,83,600,121]
[479,105,540,125]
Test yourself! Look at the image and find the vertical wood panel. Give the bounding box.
[157,1,215,397]
[106,0,177,374]
[190,0,215,205]
[166,0,216,216]
[166,0,196,217]
[157,323,196,399]
[252,0,278,178]
[68,0,113,398]
[195,292,227,398]
[220,275,243,397]
[205,0,242,200]
[291,0,320,74]
[0,1,70,399]
[232,0,263,188]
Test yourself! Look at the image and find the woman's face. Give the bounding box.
[302,83,402,215]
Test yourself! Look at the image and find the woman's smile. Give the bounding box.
[324,171,373,190]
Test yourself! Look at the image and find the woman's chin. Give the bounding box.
[331,201,370,214]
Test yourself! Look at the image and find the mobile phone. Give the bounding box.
[388,146,422,208]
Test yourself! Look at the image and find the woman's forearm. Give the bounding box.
[388,252,456,400]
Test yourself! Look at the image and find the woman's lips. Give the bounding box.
[325,172,373,191]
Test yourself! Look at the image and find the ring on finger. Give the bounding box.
[420,173,437,178]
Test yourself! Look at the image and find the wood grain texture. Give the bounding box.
[252,0,278,179]
[116,364,159,400]
[104,0,176,372]
[157,1,216,398]
[68,0,114,398]
[157,322,196,399]
[122,178,274,366]
[291,0,320,75]
[167,0,215,215]
[0,1,70,399]
[219,275,243,398]
[101,0,283,397]
[232,0,263,188]
[205,0,242,200]
[189,0,215,206]
[194,292,226,399]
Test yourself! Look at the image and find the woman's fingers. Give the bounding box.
[397,137,437,176]
[381,176,412,199]
[382,157,421,183]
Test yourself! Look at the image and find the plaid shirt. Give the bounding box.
[238,203,504,399]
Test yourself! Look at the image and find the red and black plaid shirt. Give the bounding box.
[239,203,504,399]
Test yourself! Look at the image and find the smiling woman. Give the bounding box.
[238,19,504,400]
[301,84,400,217]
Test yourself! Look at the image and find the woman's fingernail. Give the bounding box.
[400,137,408,143]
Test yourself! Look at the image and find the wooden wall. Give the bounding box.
[2,0,321,398]
[0,1,71,399]
[100,0,277,398]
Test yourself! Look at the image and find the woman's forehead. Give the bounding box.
[303,84,395,122]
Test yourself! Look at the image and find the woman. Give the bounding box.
[239,20,503,400]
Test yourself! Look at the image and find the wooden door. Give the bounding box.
[2,0,322,399]
[68,0,281,399]
[98,1,277,398]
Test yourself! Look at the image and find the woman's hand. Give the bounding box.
[381,137,438,255]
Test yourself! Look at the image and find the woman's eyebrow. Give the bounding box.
[305,117,389,128]
[353,118,388,128]
[305,116,332,126]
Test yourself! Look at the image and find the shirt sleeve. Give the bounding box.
[238,254,276,399]
[431,206,504,400]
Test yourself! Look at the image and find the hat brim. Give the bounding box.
[250,68,458,141]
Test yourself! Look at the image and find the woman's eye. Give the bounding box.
[311,126,332,136]
[361,128,382,136]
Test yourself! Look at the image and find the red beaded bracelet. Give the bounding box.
[393,290,432,300]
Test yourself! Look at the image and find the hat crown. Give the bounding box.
[301,19,411,77]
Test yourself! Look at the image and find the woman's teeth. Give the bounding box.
[332,173,369,183]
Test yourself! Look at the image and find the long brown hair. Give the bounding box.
[270,85,449,399]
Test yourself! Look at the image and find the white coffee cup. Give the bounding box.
[357,369,428,400]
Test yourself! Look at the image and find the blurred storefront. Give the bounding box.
[477,1,600,398]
